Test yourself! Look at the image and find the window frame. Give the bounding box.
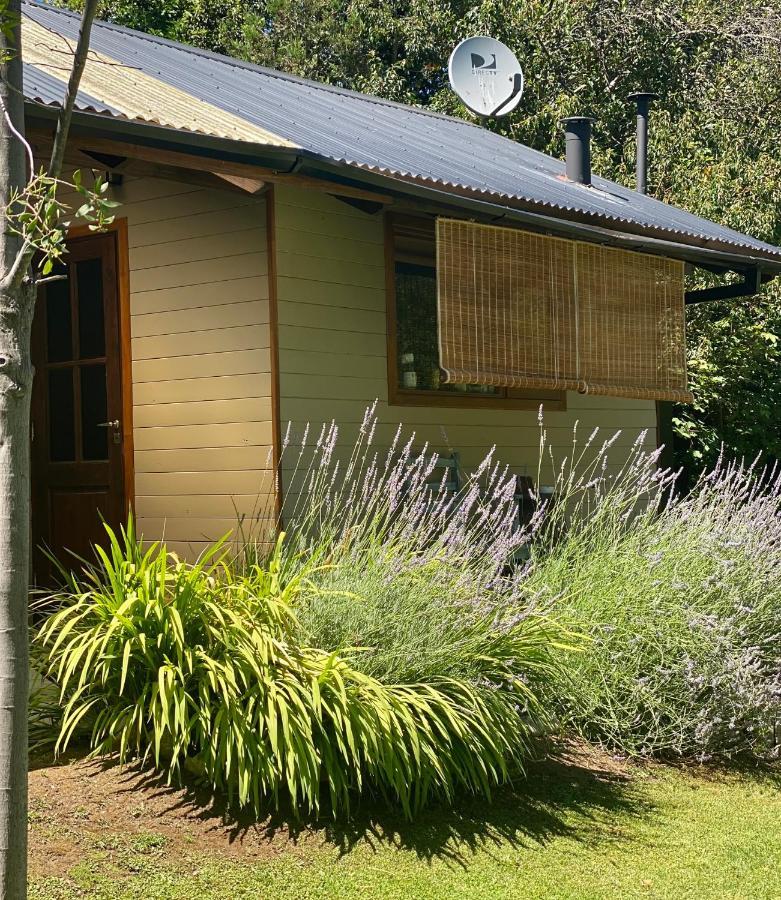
[385,213,567,412]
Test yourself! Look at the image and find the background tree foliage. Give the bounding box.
[67,0,781,474]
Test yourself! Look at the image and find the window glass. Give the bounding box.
[45,267,72,363]
[395,262,499,396]
[48,369,75,462]
[77,258,105,359]
[80,364,109,461]
[395,263,439,391]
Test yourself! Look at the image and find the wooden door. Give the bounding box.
[31,232,126,582]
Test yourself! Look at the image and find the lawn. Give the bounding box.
[28,745,780,900]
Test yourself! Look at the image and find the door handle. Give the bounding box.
[97,419,121,443]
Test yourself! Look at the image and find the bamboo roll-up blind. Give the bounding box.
[436,218,581,392]
[437,218,692,402]
[576,243,691,401]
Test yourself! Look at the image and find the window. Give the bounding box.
[387,215,566,410]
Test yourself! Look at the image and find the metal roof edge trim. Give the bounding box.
[26,101,300,170]
[27,101,781,277]
[343,164,781,263]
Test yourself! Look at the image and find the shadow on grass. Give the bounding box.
[99,744,655,868]
[309,753,648,866]
[660,755,781,789]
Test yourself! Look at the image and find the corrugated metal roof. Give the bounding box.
[22,62,121,117]
[21,0,781,264]
[22,15,296,146]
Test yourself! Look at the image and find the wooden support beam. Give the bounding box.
[117,158,270,196]
[212,173,267,194]
[28,129,393,205]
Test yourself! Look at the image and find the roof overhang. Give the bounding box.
[26,100,781,280]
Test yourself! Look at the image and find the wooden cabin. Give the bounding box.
[21,1,781,572]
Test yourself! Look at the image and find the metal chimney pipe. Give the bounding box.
[561,116,594,186]
[627,92,659,194]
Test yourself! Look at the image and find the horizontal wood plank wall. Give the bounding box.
[274,185,658,499]
[62,174,275,558]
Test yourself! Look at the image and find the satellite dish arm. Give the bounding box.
[490,73,523,116]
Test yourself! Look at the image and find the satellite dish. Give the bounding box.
[448,36,524,118]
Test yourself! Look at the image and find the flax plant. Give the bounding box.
[33,516,560,817]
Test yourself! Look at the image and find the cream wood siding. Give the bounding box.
[274,185,658,498]
[107,175,273,557]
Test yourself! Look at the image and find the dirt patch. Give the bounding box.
[28,741,641,881]
[548,737,642,779]
[28,752,300,880]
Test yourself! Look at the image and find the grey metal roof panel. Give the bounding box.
[21,0,781,262]
[22,61,121,117]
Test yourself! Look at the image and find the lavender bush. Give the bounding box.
[528,437,781,760]
[256,402,569,707]
[268,405,780,761]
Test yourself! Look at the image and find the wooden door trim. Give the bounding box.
[67,218,134,516]
[266,188,282,520]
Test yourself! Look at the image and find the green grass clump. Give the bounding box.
[34,518,561,818]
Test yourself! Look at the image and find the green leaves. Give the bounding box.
[8,167,120,274]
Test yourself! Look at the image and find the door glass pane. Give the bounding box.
[45,266,71,363]
[77,259,105,359]
[48,369,75,461]
[80,365,108,461]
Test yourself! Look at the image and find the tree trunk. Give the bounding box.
[0,0,34,894]
[0,285,34,899]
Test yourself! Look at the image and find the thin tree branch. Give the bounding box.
[0,83,34,293]
[34,272,66,285]
[0,87,33,291]
[47,0,100,180]
[0,238,31,294]
[0,94,33,175]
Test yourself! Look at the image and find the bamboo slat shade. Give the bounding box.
[576,242,690,401]
[436,218,580,392]
[436,218,692,402]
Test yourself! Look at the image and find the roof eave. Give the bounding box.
[26,101,781,277]
[300,157,781,276]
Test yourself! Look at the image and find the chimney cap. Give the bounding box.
[560,115,595,125]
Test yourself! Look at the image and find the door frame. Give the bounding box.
[62,217,135,516]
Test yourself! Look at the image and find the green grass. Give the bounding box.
[29,757,781,900]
